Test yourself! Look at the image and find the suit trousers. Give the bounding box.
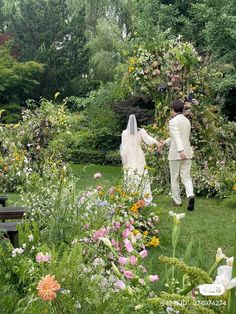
[169,159,194,205]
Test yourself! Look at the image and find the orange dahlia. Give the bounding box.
[136,199,146,208]
[36,274,61,301]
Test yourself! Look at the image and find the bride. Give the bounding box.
[120,114,160,202]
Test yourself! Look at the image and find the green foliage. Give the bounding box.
[0,45,43,98]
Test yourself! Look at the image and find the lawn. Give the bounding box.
[4,164,236,277]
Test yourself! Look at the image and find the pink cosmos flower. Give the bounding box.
[124,270,133,279]
[122,228,131,238]
[43,253,51,262]
[139,249,148,258]
[115,280,126,290]
[92,227,108,241]
[36,252,51,263]
[114,222,121,229]
[119,256,128,265]
[111,239,116,246]
[124,239,133,253]
[129,255,137,265]
[148,274,159,282]
[36,252,45,263]
[94,172,102,179]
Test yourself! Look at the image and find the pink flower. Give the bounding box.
[119,256,128,265]
[148,274,159,282]
[43,253,51,262]
[139,249,148,258]
[125,221,131,228]
[115,280,126,290]
[111,239,116,246]
[124,239,133,253]
[92,227,108,241]
[36,252,45,263]
[124,270,133,279]
[94,172,102,179]
[114,222,121,229]
[139,278,146,286]
[108,186,115,195]
[122,228,131,238]
[129,255,137,265]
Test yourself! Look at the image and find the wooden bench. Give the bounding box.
[0,205,25,247]
[0,222,19,247]
[0,195,8,207]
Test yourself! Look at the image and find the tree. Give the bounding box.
[2,0,91,98]
[0,44,43,122]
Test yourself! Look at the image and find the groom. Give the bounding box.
[162,100,195,211]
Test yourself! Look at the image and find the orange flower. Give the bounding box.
[136,199,146,208]
[37,274,61,301]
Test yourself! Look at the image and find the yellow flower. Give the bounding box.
[149,236,160,247]
[133,229,140,236]
[128,66,135,73]
[143,231,148,238]
[233,184,236,191]
[130,204,139,214]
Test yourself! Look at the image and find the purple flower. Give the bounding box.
[97,200,108,207]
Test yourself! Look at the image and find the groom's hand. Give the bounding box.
[179,150,187,160]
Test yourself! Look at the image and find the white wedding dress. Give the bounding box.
[120,115,158,202]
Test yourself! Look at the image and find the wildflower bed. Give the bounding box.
[0,165,235,313]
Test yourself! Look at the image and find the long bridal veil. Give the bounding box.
[120,114,153,202]
[120,114,139,167]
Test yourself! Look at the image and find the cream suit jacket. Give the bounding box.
[165,114,193,160]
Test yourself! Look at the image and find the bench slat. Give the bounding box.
[0,222,19,232]
[0,207,25,219]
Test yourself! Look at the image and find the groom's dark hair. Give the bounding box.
[170,100,184,113]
